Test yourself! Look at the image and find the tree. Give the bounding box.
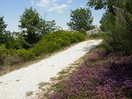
[45,20,56,33]
[0,16,7,43]
[19,7,41,45]
[100,12,115,32]
[0,16,6,34]
[19,7,58,46]
[38,19,57,36]
[88,0,116,14]
[67,7,93,32]
[88,0,132,54]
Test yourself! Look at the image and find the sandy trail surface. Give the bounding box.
[0,40,102,99]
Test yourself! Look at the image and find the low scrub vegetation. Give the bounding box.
[0,30,86,68]
[49,50,132,99]
[87,32,106,39]
[32,31,85,56]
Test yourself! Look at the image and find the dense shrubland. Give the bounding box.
[0,30,86,67]
[0,7,87,69]
[32,31,85,56]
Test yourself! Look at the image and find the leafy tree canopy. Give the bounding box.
[88,0,132,53]
[19,7,57,45]
[0,16,8,43]
[67,7,94,32]
[0,16,7,34]
[19,7,41,44]
[38,19,57,36]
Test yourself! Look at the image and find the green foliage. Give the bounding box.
[67,7,94,32]
[73,32,86,41]
[16,49,34,61]
[32,31,86,56]
[0,44,7,65]
[88,0,132,54]
[0,16,8,44]
[0,31,13,45]
[38,19,57,36]
[5,38,23,49]
[0,7,87,67]
[0,16,7,34]
[3,49,21,66]
[0,31,85,64]
[87,0,116,14]
[100,12,115,32]
[19,7,41,44]
[0,44,23,66]
[87,32,106,39]
[19,7,58,46]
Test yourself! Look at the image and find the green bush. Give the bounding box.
[3,55,21,66]
[31,41,46,56]
[0,30,86,67]
[16,49,34,61]
[32,30,86,56]
[73,32,86,42]
[0,44,7,65]
[87,32,106,39]
[6,39,22,49]
[45,41,60,52]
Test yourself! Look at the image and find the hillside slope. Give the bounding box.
[0,40,102,99]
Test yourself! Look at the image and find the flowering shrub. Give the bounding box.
[49,52,132,99]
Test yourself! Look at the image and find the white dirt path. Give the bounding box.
[0,40,102,99]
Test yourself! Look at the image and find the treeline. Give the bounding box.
[0,7,58,50]
[0,7,95,67]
